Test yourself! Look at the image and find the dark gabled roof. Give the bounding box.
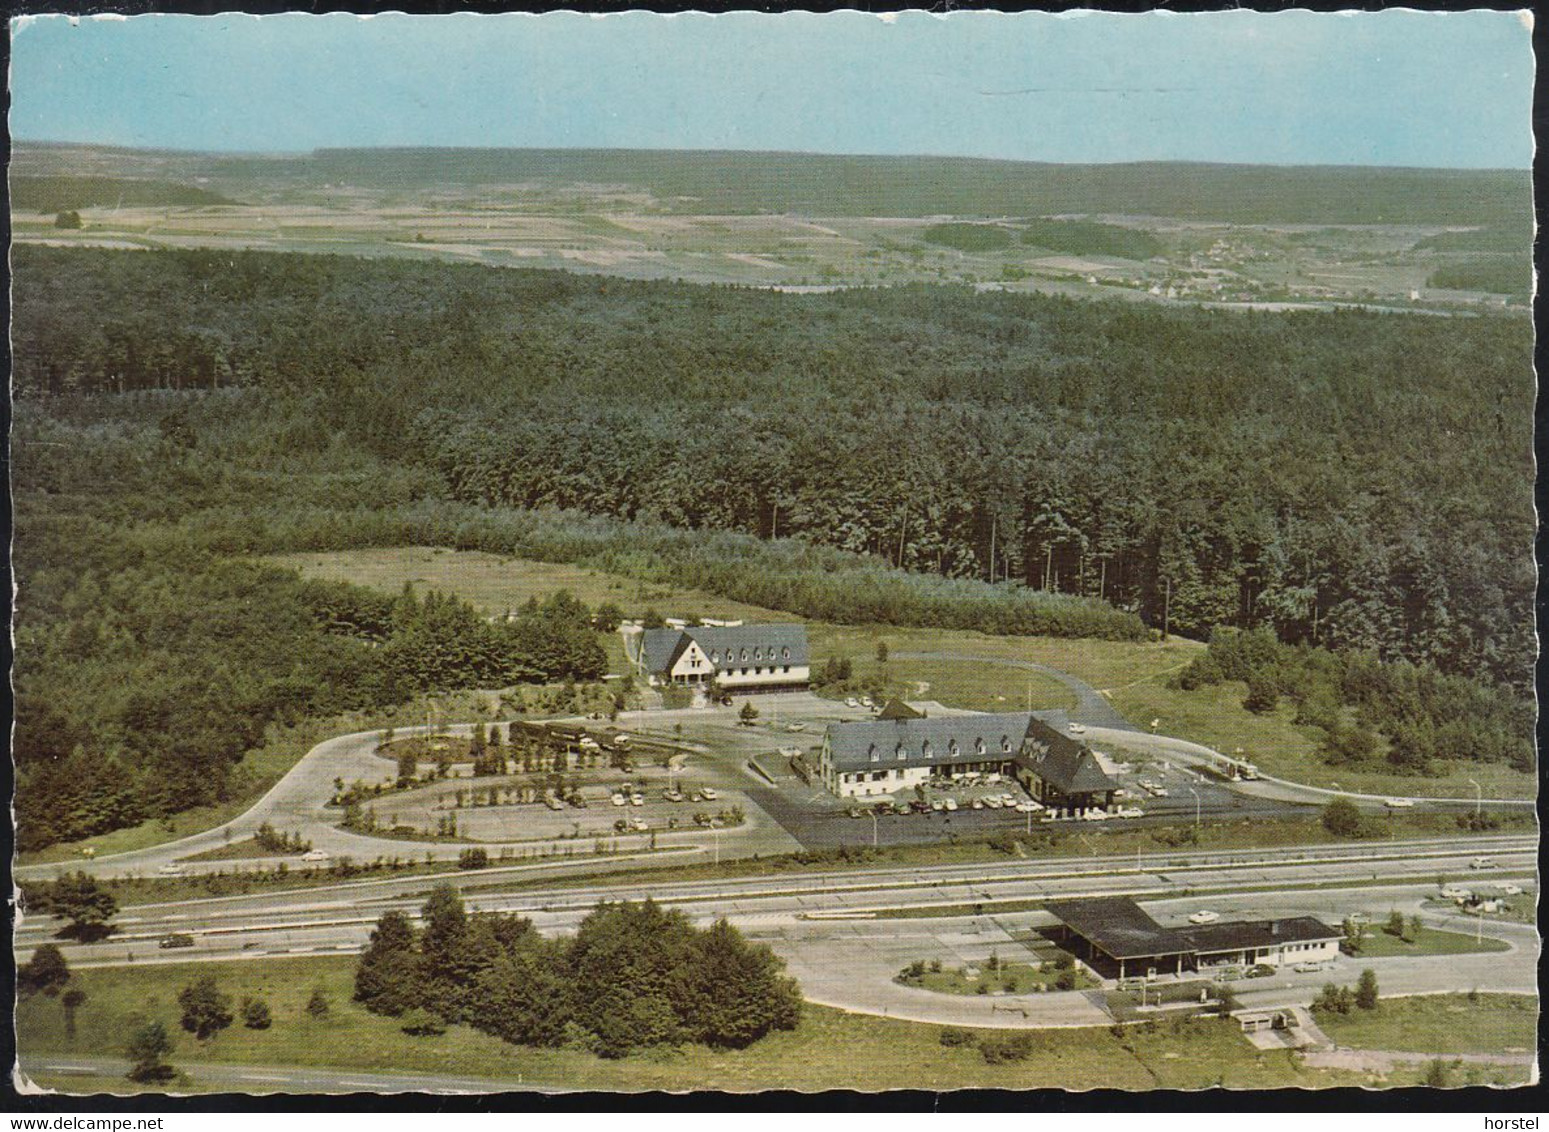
[637,623,809,675]
[1045,897,1193,959]
[824,712,1035,773]
[877,698,924,721]
[1178,916,1342,954]
[686,624,809,670]
[638,628,692,675]
[1016,716,1117,794]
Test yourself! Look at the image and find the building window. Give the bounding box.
[783,647,791,660]
[869,746,880,763]
[896,744,907,761]
[1001,735,1012,753]
[975,738,986,756]
[948,740,959,758]
[922,740,933,760]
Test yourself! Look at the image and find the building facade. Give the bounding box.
[633,623,810,693]
[818,706,1119,811]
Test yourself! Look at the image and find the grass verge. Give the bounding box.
[1312,993,1538,1056]
[17,956,1389,1093]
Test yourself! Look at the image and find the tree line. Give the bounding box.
[354,885,802,1056]
[13,512,606,851]
[1179,628,1533,778]
[13,246,1532,691]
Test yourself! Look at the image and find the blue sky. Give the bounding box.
[9,10,1535,167]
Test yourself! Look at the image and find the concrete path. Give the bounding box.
[894,651,1137,731]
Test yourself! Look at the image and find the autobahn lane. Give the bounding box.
[25,844,1537,969]
[17,834,1535,951]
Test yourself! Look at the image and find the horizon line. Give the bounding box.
[12,138,1533,175]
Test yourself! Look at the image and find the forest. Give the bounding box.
[354,887,802,1056]
[12,245,1534,846]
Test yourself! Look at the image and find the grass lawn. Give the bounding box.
[1108,680,1537,801]
[816,656,1076,713]
[265,547,791,627]
[1313,994,1538,1056]
[806,623,1203,694]
[16,957,1380,1093]
[1350,925,1510,958]
[898,960,1098,995]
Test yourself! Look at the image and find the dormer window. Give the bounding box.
[782,647,791,659]
[1001,735,1012,753]
[922,740,933,759]
[869,745,880,763]
[948,740,959,758]
[975,738,986,756]
[896,744,907,761]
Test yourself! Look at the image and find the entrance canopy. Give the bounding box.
[1045,896,1193,960]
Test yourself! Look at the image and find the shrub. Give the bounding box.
[978,1033,1036,1064]
[938,1026,976,1047]
[1321,797,1365,838]
[241,997,272,1030]
[399,1007,447,1036]
[457,847,489,870]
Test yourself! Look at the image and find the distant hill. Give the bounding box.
[297,148,1529,225]
[11,143,1532,226]
[11,174,240,211]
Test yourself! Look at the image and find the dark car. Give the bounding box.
[158,933,195,950]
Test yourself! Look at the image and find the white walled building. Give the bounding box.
[633,623,810,693]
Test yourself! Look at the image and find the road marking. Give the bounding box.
[241,1073,288,1082]
[43,1064,96,1074]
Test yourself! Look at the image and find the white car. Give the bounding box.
[860,696,874,708]
[1015,801,1042,814]
[1080,809,1110,821]
[630,818,648,832]
[611,794,627,807]
[943,798,958,812]
[1470,857,1497,870]
[1068,723,1087,735]
[1439,885,1472,901]
[630,794,644,806]
[301,849,331,863]
[1501,883,1524,896]
[844,698,861,708]
[157,863,186,876]
[1188,910,1220,925]
[779,746,802,758]
[1151,787,1170,798]
[1383,797,1415,809]
[786,722,806,733]
[983,797,1002,809]
[700,787,718,801]
[1118,807,1146,818]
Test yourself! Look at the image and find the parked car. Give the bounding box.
[611,794,627,807]
[700,787,718,801]
[1080,809,1110,821]
[301,849,331,863]
[909,800,931,813]
[1293,961,1329,973]
[630,794,644,806]
[1383,797,1415,809]
[983,797,1002,809]
[630,818,648,832]
[663,789,684,803]
[570,795,588,808]
[1501,883,1524,895]
[1439,885,1472,901]
[1247,964,1276,979]
[1151,787,1170,798]
[1068,723,1087,734]
[1117,807,1146,818]
[1188,910,1220,924]
[158,933,195,950]
[971,799,985,810]
[874,801,893,815]
[943,798,958,812]
[786,722,806,733]
[859,696,874,708]
[844,698,861,708]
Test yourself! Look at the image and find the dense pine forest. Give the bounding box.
[12,245,1534,847]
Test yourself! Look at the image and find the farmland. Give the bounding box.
[11,143,1531,308]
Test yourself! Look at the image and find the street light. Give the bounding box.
[870,810,879,848]
[1468,779,1482,816]
[1187,785,1201,828]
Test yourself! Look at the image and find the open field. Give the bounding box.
[1311,993,1538,1057]
[17,956,1403,1092]
[816,656,1077,714]
[12,145,1531,308]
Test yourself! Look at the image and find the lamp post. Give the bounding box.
[1468,779,1482,816]
[870,810,879,848]
[1187,785,1201,828]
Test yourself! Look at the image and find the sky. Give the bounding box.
[8,10,1536,168]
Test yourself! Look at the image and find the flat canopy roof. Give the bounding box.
[1045,896,1193,959]
[1179,916,1342,954]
